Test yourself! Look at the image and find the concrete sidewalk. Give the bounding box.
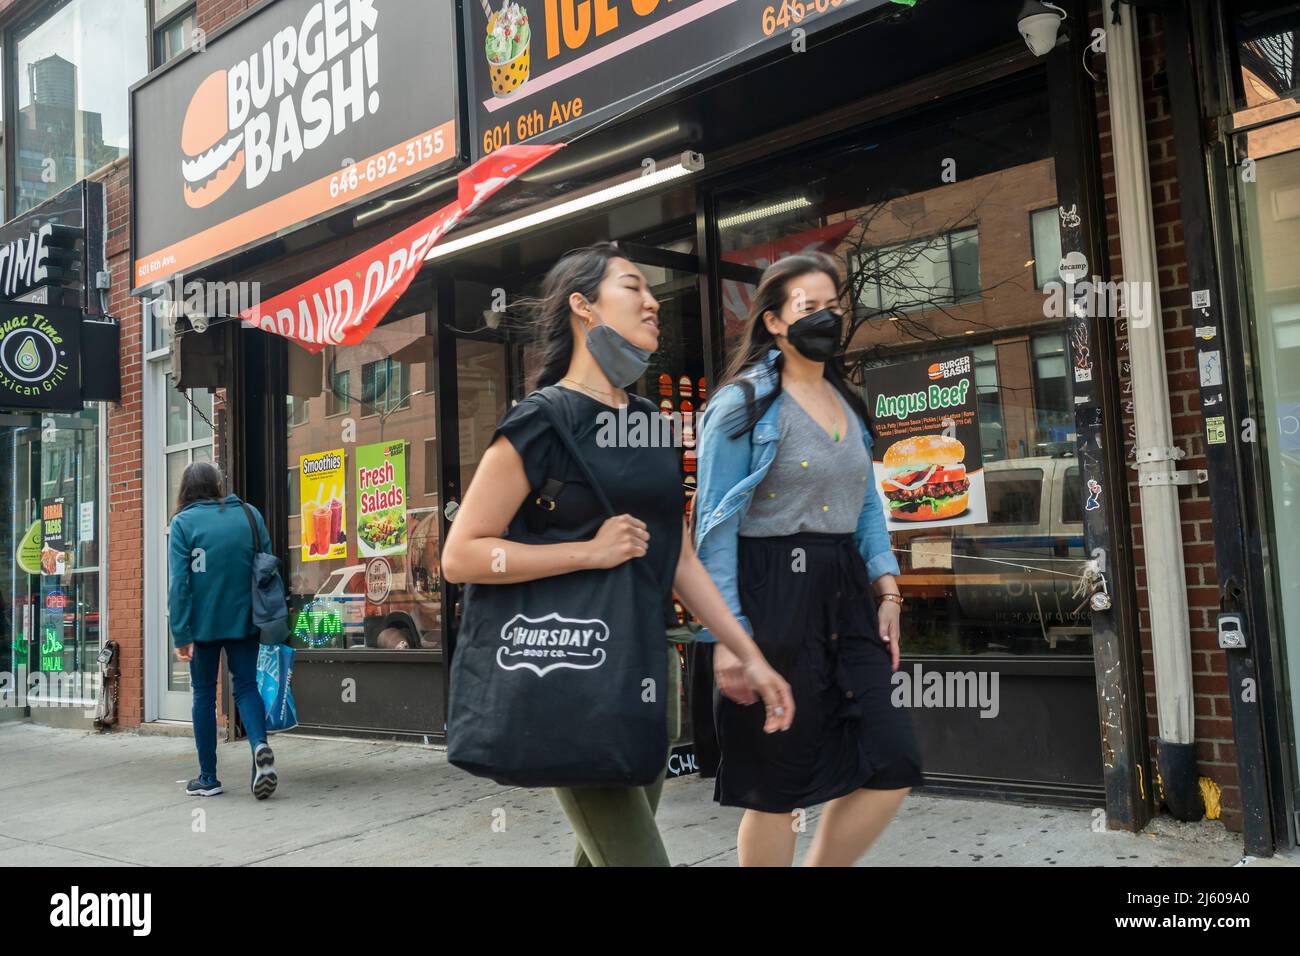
[1,723,1293,867]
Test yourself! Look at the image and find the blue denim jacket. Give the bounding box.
[692,351,900,642]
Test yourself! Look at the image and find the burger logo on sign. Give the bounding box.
[181,71,246,209]
[175,0,383,208]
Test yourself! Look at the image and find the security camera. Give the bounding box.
[1018,0,1067,57]
[188,310,210,334]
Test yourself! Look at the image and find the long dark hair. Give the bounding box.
[523,242,622,390]
[716,252,874,439]
[175,460,226,516]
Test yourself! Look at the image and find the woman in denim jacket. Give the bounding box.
[694,252,922,866]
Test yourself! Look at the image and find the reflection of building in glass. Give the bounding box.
[15,55,120,214]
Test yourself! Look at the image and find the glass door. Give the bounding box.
[0,409,102,711]
[1234,125,1300,814]
[1,415,40,715]
[144,293,215,722]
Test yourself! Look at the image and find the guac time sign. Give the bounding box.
[0,304,82,411]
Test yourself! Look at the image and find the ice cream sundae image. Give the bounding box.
[484,0,531,97]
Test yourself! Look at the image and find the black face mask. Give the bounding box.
[783,308,843,362]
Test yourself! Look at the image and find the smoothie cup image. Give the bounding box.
[302,509,317,555]
[312,507,332,556]
[329,497,343,545]
[484,0,530,98]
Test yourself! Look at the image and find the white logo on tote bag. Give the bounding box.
[496,612,610,677]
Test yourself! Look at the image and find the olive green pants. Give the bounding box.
[553,642,683,867]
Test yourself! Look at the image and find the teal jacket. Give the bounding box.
[168,495,272,647]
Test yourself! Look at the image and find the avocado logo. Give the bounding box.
[180,70,245,209]
[0,327,63,386]
[15,335,40,372]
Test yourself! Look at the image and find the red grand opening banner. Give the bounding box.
[240,143,561,352]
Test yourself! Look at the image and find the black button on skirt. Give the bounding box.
[714,532,924,813]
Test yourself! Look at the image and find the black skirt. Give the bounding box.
[714,531,923,813]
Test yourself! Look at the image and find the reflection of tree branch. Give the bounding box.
[834,187,1051,381]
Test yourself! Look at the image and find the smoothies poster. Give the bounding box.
[300,449,348,562]
[864,353,988,530]
[356,441,407,559]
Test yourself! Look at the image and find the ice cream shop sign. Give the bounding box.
[464,0,898,157]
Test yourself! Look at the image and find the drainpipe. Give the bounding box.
[1104,4,1204,821]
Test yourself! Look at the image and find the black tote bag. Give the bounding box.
[447,387,669,788]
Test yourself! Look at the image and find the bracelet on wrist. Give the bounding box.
[877,593,904,607]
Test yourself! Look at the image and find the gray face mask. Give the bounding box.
[584,311,653,388]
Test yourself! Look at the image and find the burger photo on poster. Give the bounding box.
[879,434,971,522]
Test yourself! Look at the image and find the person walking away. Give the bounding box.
[168,461,279,800]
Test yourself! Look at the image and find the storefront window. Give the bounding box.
[1236,132,1300,799]
[713,89,1089,657]
[0,408,102,706]
[10,0,148,216]
[456,339,507,491]
[285,312,441,652]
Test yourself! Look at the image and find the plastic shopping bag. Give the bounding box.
[256,643,298,733]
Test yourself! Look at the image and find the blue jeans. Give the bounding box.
[190,637,267,782]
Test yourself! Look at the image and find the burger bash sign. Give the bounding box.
[180,0,382,210]
[131,0,462,292]
[864,353,988,530]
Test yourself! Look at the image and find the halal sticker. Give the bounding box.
[366,557,392,604]
[1,328,64,385]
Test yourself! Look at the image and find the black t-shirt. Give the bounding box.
[494,387,684,627]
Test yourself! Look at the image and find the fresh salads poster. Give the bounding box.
[300,448,348,562]
[864,353,987,530]
[356,441,407,558]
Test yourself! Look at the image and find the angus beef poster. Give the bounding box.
[863,353,987,530]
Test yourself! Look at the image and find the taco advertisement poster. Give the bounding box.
[40,498,68,576]
[300,448,348,562]
[356,440,408,559]
[864,353,988,530]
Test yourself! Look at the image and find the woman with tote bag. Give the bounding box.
[443,243,794,867]
[168,461,279,800]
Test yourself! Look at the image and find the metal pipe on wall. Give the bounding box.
[1104,3,1202,820]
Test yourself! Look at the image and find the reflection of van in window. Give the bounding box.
[314,565,366,643]
[308,507,442,650]
[909,456,1090,652]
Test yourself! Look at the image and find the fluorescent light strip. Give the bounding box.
[425,161,698,262]
[716,196,812,230]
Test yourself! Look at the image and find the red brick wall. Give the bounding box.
[1094,11,1237,828]
[96,0,253,727]
[198,0,255,36]
[96,157,146,726]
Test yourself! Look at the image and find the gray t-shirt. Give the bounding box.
[738,389,872,537]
